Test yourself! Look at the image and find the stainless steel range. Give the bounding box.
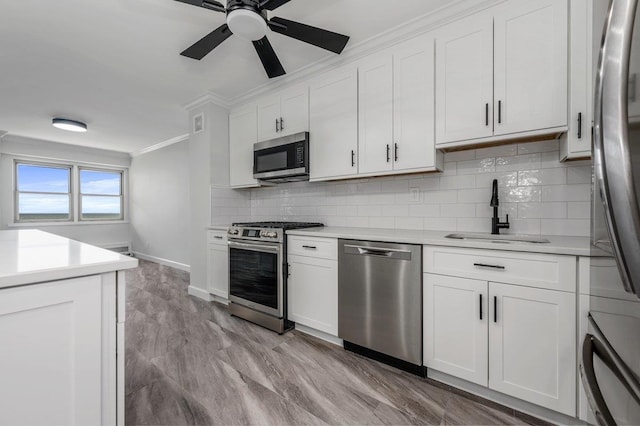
[227,221,324,333]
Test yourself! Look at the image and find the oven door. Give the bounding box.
[228,239,283,318]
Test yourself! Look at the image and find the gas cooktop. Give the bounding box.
[231,221,324,230]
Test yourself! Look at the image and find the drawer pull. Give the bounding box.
[473,263,505,270]
[494,296,498,323]
[213,236,223,239]
[479,294,483,321]
[302,245,317,249]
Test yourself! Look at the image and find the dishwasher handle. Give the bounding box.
[343,244,413,260]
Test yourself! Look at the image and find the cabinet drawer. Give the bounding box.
[287,236,337,260]
[208,230,228,245]
[424,246,576,292]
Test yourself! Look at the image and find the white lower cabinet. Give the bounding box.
[287,236,338,336]
[0,273,121,426]
[424,246,577,417]
[207,230,229,299]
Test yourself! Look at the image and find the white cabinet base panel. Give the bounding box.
[294,323,343,347]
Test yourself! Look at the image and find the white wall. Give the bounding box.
[130,139,190,269]
[249,140,592,237]
[0,135,131,247]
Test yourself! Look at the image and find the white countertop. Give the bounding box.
[0,229,139,289]
[286,227,592,256]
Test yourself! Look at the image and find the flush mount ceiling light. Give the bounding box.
[52,118,87,132]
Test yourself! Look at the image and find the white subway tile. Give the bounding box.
[441,204,476,218]
[567,166,592,184]
[517,168,567,186]
[517,140,560,154]
[382,204,409,217]
[359,205,382,217]
[475,172,519,188]
[456,218,488,233]
[380,179,409,193]
[501,187,542,203]
[336,205,358,217]
[409,204,441,217]
[476,203,517,218]
[345,217,370,227]
[440,175,476,190]
[458,188,493,203]
[541,184,591,202]
[476,144,518,159]
[369,217,395,228]
[508,219,541,235]
[442,162,458,176]
[395,217,424,230]
[541,219,590,237]
[517,202,567,219]
[496,153,541,172]
[568,202,590,219]
[423,217,457,231]
[457,158,496,175]
[409,176,440,191]
[369,193,397,205]
[444,150,476,162]
[424,190,458,204]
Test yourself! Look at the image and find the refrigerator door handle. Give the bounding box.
[581,334,618,426]
[593,0,640,296]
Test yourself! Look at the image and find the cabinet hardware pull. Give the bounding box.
[578,112,583,139]
[351,150,355,167]
[498,100,502,124]
[287,263,291,278]
[494,296,497,323]
[386,144,390,162]
[302,245,317,249]
[485,103,489,126]
[213,236,223,239]
[479,294,483,320]
[473,263,505,270]
[394,143,398,162]
[276,118,280,132]
[280,117,284,131]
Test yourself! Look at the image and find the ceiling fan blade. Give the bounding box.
[181,24,233,60]
[174,0,226,13]
[252,36,286,79]
[267,17,349,54]
[258,0,291,11]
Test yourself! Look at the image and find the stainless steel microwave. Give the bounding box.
[253,132,309,182]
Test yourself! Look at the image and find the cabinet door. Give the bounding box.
[393,34,437,172]
[280,85,309,137]
[358,52,394,174]
[489,282,576,416]
[494,0,568,135]
[288,255,338,336]
[257,95,281,142]
[229,104,259,188]
[435,12,493,145]
[208,244,229,299]
[0,276,103,426]
[309,66,359,181]
[424,274,488,386]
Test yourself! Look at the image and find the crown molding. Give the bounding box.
[183,91,232,111]
[130,133,189,158]
[218,0,503,107]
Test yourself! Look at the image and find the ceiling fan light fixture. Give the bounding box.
[52,118,87,132]
[227,9,267,41]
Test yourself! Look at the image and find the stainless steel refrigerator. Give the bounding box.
[582,0,640,424]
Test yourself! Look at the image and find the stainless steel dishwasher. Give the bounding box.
[338,239,422,371]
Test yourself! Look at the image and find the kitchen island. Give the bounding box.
[0,229,138,426]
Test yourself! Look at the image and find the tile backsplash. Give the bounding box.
[212,140,592,237]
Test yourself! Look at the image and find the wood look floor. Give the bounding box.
[125,260,550,426]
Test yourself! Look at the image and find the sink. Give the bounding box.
[445,233,550,244]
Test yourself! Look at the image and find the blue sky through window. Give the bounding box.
[80,170,121,195]
[17,164,70,193]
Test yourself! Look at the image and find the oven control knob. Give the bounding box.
[261,231,278,239]
[228,229,239,235]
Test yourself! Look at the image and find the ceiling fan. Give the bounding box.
[176,0,351,78]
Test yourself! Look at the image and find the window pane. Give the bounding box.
[80,170,121,195]
[81,196,122,220]
[18,193,70,221]
[17,164,70,193]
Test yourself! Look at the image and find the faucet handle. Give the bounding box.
[505,214,509,223]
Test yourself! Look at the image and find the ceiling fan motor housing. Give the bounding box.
[226,0,267,18]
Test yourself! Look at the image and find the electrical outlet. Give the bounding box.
[409,187,421,203]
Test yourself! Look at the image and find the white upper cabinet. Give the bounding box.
[257,84,309,142]
[493,0,568,136]
[309,66,359,181]
[229,103,260,188]
[435,12,494,145]
[435,0,569,148]
[358,52,394,174]
[358,34,442,176]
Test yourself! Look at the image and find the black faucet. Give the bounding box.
[490,179,510,235]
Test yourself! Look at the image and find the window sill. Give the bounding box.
[8,220,130,228]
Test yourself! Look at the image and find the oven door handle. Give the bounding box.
[228,240,281,254]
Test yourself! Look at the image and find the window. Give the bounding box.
[14,160,126,223]
[79,168,123,221]
[15,163,72,222]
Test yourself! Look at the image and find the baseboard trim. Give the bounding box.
[132,252,190,272]
[294,323,343,347]
[187,285,213,301]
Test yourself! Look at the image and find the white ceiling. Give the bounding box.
[0,0,454,153]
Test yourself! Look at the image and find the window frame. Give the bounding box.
[78,166,124,222]
[14,160,73,223]
[12,158,128,225]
